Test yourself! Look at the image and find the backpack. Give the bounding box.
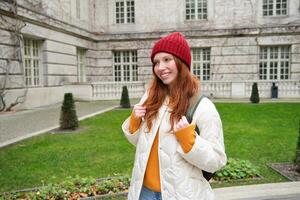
[186,95,214,181]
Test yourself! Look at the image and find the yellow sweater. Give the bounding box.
[129,112,196,192]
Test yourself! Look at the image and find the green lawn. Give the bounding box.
[0,103,299,192]
[212,103,299,187]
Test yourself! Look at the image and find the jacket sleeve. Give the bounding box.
[122,92,148,146]
[177,97,227,173]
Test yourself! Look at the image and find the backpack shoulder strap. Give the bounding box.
[186,95,205,124]
[186,95,215,181]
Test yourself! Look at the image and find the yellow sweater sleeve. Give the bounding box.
[129,112,142,134]
[175,124,196,153]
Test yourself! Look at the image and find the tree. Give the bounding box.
[295,120,300,173]
[0,0,27,112]
[120,86,131,108]
[59,93,79,130]
[250,82,260,103]
[0,0,62,112]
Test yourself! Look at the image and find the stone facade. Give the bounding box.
[0,0,299,109]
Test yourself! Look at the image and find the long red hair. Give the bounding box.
[142,56,199,132]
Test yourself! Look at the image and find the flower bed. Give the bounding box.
[213,158,261,182]
[0,176,130,200]
[0,158,260,199]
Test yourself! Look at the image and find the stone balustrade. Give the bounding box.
[91,81,146,100]
[203,80,300,98]
[91,80,299,100]
[244,80,300,98]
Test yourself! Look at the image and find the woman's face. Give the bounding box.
[153,52,178,86]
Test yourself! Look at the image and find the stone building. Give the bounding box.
[0,0,299,109]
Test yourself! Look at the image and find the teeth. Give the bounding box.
[161,73,169,78]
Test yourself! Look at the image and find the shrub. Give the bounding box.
[0,159,262,200]
[120,86,131,108]
[295,119,300,173]
[250,82,260,103]
[214,158,260,182]
[59,93,79,130]
[0,176,130,200]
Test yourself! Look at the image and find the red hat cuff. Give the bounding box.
[151,32,191,70]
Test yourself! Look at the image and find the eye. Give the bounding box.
[153,60,159,67]
[164,57,172,62]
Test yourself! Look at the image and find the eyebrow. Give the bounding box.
[153,55,173,62]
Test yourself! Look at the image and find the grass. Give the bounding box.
[0,103,299,193]
[0,109,135,192]
[212,103,300,188]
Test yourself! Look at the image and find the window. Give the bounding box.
[113,51,138,82]
[259,46,290,80]
[24,38,42,86]
[186,0,207,20]
[191,48,211,80]
[263,0,288,16]
[115,0,135,24]
[77,48,86,82]
[76,0,81,19]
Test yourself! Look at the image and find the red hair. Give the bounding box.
[142,56,199,132]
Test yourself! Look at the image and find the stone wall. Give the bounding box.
[93,0,300,33]
[0,0,299,109]
[93,29,300,83]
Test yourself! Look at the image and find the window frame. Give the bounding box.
[77,48,86,83]
[191,48,211,81]
[185,0,208,21]
[115,0,135,24]
[23,38,43,87]
[259,45,291,80]
[76,0,81,19]
[262,0,288,17]
[113,50,138,82]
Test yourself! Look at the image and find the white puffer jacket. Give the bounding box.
[122,93,227,200]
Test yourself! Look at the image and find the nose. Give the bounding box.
[156,61,166,70]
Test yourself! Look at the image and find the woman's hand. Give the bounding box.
[133,104,146,119]
[174,116,190,132]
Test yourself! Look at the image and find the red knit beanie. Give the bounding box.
[151,32,191,70]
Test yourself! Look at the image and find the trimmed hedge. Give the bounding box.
[250,83,260,103]
[59,93,79,130]
[120,86,131,108]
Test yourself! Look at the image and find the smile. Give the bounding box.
[160,72,170,79]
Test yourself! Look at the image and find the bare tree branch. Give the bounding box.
[0,0,27,112]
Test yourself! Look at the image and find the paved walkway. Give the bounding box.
[0,100,121,148]
[214,181,300,200]
[0,99,300,199]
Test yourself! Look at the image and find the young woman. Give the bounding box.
[122,32,227,200]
